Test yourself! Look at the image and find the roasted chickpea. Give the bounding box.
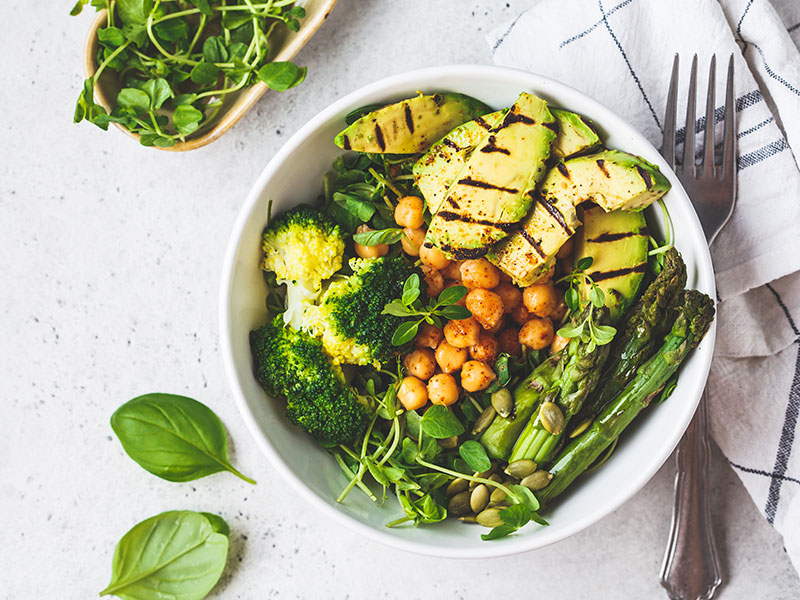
[435,341,468,373]
[511,304,530,326]
[421,266,444,297]
[498,327,522,357]
[550,287,569,321]
[465,288,504,330]
[401,227,426,257]
[470,333,499,364]
[394,195,425,229]
[556,238,574,260]
[441,259,464,281]
[427,373,460,406]
[493,282,522,314]
[354,224,389,259]
[441,280,467,306]
[460,258,501,289]
[523,283,557,317]
[398,376,428,411]
[420,243,451,270]
[404,348,436,380]
[416,323,444,349]
[443,317,481,348]
[483,316,506,334]
[550,334,570,354]
[499,270,513,283]
[519,317,555,350]
[461,360,497,393]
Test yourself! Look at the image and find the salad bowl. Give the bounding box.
[219,65,716,558]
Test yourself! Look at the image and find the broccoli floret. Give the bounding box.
[249,316,368,445]
[262,205,345,329]
[303,255,421,366]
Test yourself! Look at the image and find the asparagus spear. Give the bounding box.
[538,289,715,502]
[480,353,561,460]
[508,305,612,465]
[575,247,687,423]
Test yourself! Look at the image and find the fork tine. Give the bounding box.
[662,54,680,168]
[681,55,698,174]
[721,54,736,180]
[702,55,716,177]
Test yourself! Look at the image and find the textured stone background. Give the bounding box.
[1,0,798,597]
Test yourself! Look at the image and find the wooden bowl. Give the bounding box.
[83,0,338,151]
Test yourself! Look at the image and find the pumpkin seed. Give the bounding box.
[487,473,503,484]
[471,405,496,435]
[569,417,592,438]
[470,484,490,513]
[521,470,553,491]
[490,487,507,503]
[487,501,510,509]
[448,491,471,515]
[490,388,514,418]
[446,478,469,496]
[475,464,497,479]
[540,401,565,435]
[437,435,458,449]
[504,459,538,479]
[458,515,478,524]
[476,507,504,528]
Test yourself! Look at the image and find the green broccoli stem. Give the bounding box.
[479,353,561,460]
[576,247,687,422]
[508,306,612,465]
[538,290,715,503]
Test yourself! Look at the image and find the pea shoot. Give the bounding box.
[555,256,617,351]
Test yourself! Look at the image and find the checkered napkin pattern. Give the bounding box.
[487,0,800,574]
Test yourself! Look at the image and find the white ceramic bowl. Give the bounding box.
[220,65,716,558]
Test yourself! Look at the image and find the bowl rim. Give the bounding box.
[219,64,716,558]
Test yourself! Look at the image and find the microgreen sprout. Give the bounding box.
[555,256,617,351]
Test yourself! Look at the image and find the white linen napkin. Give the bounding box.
[487,0,800,574]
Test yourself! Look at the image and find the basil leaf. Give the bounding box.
[437,285,467,306]
[557,322,584,339]
[110,393,256,483]
[481,524,518,541]
[257,62,306,92]
[509,484,540,512]
[381,301,416,317]
[590,285,605,308]
[391,320,419,346]
[352,228,402,246]
[401,273,421,306]
[439,304,472,320]
[200,512,230,537]
[421,405,465,439]
[575,256,593,271]
[592,323,617,345]
[564,286,580,312]
[499,503,532,529]
[100,511,228,600]
[458,440,491,472]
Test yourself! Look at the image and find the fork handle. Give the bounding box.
[660,393,723,600]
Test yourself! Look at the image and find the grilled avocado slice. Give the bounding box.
[550,108,602,158]
[425,92,557,259]
[543,150,671,212]
[333,93,492,154]
[413,109,507,214]
[572,205,648,323]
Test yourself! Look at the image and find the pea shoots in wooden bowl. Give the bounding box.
[220,66,716,557]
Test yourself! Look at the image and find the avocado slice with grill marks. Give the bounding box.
[334,93,492,154]
[550,108,602,158]
[572,205,648,323]
[425,92,558,259]
[413,109,507,214]
[543,150,671,212]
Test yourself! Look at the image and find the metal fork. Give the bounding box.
[659,54,736,600]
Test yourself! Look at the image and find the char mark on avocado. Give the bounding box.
[635,165,654,189]
[374,124,386,151]
[502,111,537,127]
[432,94,444,106]
[587,231,643,243]
[437,242,489,260]
[341,135,351,150]
[540,199,574,235]
[543,120,559,133]
[556,162,570,179]
[520,230,547,259]
[442,138,460,150]
[447,198,460,209]
[589,262,648,282]
[474,116,492,131]
[404,104,415,134]
[596,159,611,178]
[480,135,510,155]
[457,177,519,194]
[436,211,517,232]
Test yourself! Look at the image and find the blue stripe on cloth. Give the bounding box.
[749,42,800,97]
[674,90,763,145]
[559,0,634,48]
[736,0,757,47]
[492,12,525,52]
[597,0,661,130]
[737,138,790,171]
[765,343,800,524]
[729,461,800,486]
[737,116,775,138]
[766,283,800,337]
